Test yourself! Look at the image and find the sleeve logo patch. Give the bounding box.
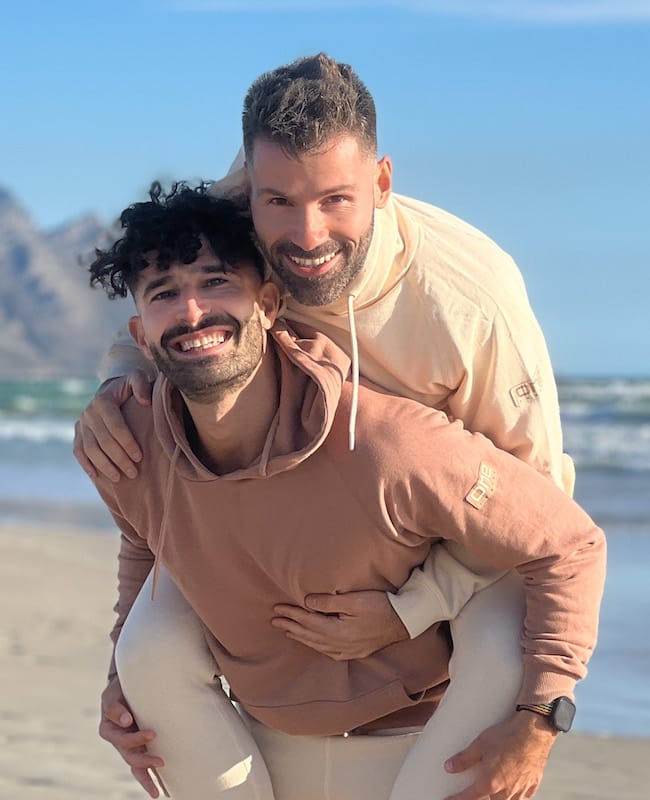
[509,378,540,408]
[465,462,498,510]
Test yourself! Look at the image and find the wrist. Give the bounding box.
[516,696,575,733]
[513,708,559,743]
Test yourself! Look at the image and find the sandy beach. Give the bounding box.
[1,525,647,800]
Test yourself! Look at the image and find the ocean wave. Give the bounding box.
[558,378,650,424]
[0,416,74,444]
[0,378,97,418]
[562,417,650,472]
[1,378,649,469]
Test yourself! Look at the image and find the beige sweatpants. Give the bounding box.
[115,568,525,800]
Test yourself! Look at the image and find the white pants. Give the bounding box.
[115,569,524,800]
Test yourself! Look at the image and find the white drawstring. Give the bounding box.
[347,293,359,451]
[151,444,180,601]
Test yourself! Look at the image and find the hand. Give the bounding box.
[100,677,168,798]
[271,590,409,660]
[73,372,152,482]
[443,711,557,800]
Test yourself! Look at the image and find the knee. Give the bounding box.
[116,597,216,700]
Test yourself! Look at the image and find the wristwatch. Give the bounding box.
[516,696,576,732]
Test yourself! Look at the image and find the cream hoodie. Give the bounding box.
[98,177,569,637]
[95,323,605,736]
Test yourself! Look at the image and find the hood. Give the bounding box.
[147,320,350,599]
[151,319,351,483]
[277,194,419,451]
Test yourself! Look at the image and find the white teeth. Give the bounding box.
[289,252,338,267]
[178,333,226,352]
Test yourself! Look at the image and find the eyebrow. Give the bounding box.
[256,183,358,198]
[141,263,228,299]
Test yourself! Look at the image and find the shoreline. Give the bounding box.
[2,525,648,799]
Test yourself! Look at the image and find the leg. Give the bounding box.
[115,566,275,800]
[390,572,525,798]
[244,711,420,800]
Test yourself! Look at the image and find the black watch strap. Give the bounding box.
[516,696,575,732]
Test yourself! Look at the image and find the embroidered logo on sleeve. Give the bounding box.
[465,463,497,510]
[509,378,540,407]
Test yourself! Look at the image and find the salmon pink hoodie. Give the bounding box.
[95,323,605,736]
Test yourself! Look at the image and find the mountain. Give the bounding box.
[0,188,134,377]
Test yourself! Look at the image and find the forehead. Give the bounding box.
[249,135,374,185]
[135,243,258,296]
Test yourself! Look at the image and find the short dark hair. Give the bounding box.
[242,53,377,161]
[89,182,264,299]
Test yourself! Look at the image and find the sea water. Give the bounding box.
[1,376,648,736]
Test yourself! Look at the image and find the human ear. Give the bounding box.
[127,316,154,361]
[257,281,281,329]
[374,156,393,209]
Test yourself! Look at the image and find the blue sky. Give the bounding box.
[1,0,648,376]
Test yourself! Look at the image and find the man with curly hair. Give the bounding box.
[87,183,603,800]
[76,55,578,800]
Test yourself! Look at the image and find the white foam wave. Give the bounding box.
[0,417,74,444]
[564,420,650,471]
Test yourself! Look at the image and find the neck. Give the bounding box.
[182,343,280,474]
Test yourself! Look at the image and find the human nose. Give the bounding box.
[176,294,207,327]
[290,206,329,251]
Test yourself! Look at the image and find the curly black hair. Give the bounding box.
[89,182,264,299]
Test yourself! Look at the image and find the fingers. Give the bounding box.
[272,592,406,659]
[99,716,163,765]
[103,697,133,728]
[444,780,498,800]
[271,606,349,659]
[129,369,154,407]
[100,687,164,780]
[74,421,99,481]
[74,405,142,481]
[273,604,336,625]
[444,741,483,774]
[303,593,355,614]
[272,607,338,643]
[132,767,162,799]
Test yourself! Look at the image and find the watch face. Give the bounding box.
[552,697,576,732]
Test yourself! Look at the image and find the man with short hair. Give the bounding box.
[76,54,577,799]
[88,183,604,800]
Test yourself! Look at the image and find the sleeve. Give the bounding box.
[388,543,505,638]
[448,302,566,489]
[97,324,156,383]
[389,272,575,637]
[385,413,606,704]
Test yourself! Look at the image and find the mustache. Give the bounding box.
[274,240,345,260]
[160,313,241,349]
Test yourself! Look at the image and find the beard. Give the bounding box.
[149,312,265,404]
[254,221,374,307]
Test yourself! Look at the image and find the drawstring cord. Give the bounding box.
[151,444,180,601]
[259,408,280,477]
[347,293,359,452]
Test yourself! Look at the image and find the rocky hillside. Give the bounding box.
[0,188,134,377]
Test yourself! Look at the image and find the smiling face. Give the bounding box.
[129,242,279,403]
[247,135,392,306]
